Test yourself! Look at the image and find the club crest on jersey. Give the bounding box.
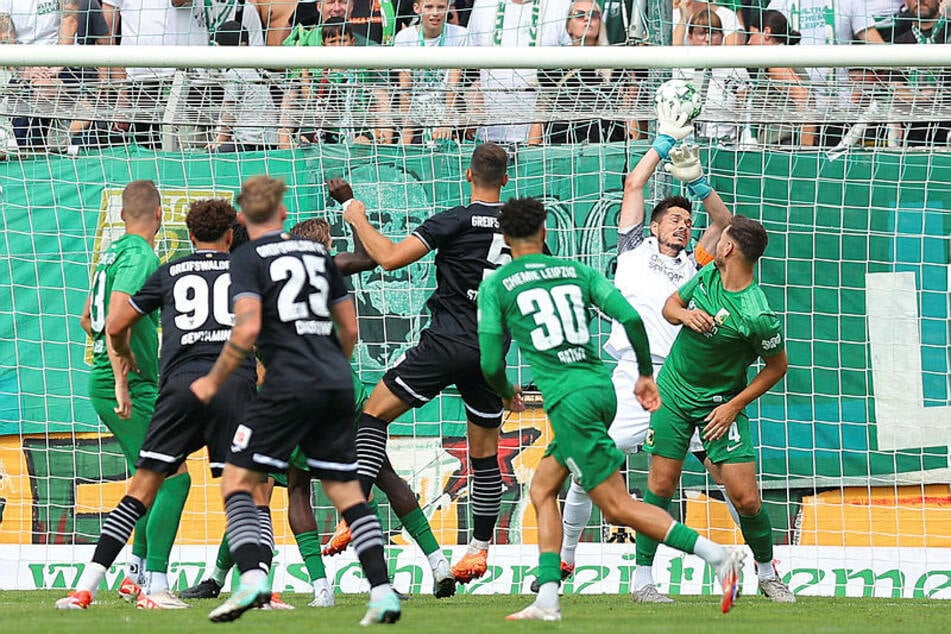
[714,308,730,325]
[231,424,253,453]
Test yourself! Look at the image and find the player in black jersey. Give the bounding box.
[336,143,519,584]
[55,199,260,611]
[189,175,400,625]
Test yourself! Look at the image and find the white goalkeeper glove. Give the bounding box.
[652,101,694,159]
[664,144,712,199]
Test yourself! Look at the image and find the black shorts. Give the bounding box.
[383,329,503,428]
[136,372,256,478]
[227,384,357,481]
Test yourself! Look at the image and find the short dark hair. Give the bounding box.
[230,221,249,253]
[321,16,353,42]
[498,197,547,239]
[214,20,249,46]
[291,218,331,247]
[186,199,237,242]
[727,215,768,262]
[469,143,508,189]
[650,195,692,224]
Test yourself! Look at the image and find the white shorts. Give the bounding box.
[611,360,704,456]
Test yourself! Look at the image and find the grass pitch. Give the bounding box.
[2,590,948,634]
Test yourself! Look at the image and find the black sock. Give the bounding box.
[256,505,273,571]
[356,414,389,498]
[471,455,501,543]
[342,502,390,588]
[224,491,264,574]
[93,495,147,568]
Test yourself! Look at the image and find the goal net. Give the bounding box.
[1,2,950,599]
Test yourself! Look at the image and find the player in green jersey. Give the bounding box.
[641,214,796,602]
[477,198,745,621]
[80,180,191,608]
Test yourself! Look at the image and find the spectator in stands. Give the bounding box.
[745,9,815,146]
[599,0,646,44]
[351,0,417,44]
[394,0,468,145]
[466,0,572,145]
[282,0,378,45]
[673,0,745,45]
[207,21,279,153]
[172,0,267,46]
[538,0,636,143]
[0,1,80,150]
[279,18,392,147]
[76,0,110,46]
[674,9,750,144]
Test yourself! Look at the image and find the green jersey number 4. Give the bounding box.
[517,284,589,351]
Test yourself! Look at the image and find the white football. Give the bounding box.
[654,79,703,123]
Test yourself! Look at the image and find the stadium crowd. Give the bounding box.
[0,0,948,152]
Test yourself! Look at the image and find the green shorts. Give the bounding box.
[89,382,158,469]
[645,397,755,464]
[544,385,624,492]
[272,375,371,483]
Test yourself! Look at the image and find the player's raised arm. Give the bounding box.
[664,144,732,257]
[334,230,377,275]
[329,178,428,271]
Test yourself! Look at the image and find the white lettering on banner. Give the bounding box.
[6,545,951,598]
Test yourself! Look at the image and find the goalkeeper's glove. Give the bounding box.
[664,144,712,200]
[652,101,693,159]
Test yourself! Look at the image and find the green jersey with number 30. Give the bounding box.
[659,263,784,409]
[87,233,160,395]
[479,253,649,409]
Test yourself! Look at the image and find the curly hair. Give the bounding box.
[230,221,249,253]
[186,199,237,242]
[290,218,331,248]
[498,197,547,239]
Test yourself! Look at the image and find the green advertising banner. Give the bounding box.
[1,143,949,489]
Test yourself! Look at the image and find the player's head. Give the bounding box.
[237,175,288,226]
[649,196,693,252]
[747,9,801,46]
[121,180,162,234]
[566,0,603,47]
[467,143,509,190]
[716,215,768,266]
[499,197,547,247]
[186,199,236,250]
[322,17,355,46]
[291,217,332,249]
[319,0,352,22]
[415,0,450,38]
[230,220,250,253]
[687,9,723,46]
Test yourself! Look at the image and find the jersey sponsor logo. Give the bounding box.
[470,215,500,229]
[557,347,587,364]
[761,334,782,350]
[231,424,252,453]
[295,320,334,336]
[168,259,229,277]
[647,253,689,285]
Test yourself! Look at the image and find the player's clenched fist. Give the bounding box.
[327,177,354,204]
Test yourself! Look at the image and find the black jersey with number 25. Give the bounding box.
[229,231,352,389]
[412,201,510,347]
[130,250,256,383]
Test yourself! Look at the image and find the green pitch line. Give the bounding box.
[2,591,947,634]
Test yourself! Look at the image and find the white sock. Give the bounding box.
[77,562,107,595]
[211,565,229,586]
[468,538,490,554]
[633,565,655,590]
[757,560,777,580]
[560,479,592,567]
[147,571,169,594]
[427,550,448,572]
[692,536,727,569]
[369,583,393,602]
[312,577,331,595]
[127,555,144,581]
[535,582,560,610]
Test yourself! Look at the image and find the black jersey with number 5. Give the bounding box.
[130,250,256,384]
[229,231,352,388]
[412,201,509,348]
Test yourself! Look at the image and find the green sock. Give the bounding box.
[399,507,439,556]
[635,490,672,567]
[132,512,148,562]
[662,521,700,554]
[211,534,233,584]
[537,551,562,586]
[145,471,191,572]
[738,507,774,564]
[294,530,327,581]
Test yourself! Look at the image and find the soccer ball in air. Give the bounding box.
[654,79,703,123]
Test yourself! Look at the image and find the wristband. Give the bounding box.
[686,175,713,200]
[341,198,355,212]
[651,134,676,160]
